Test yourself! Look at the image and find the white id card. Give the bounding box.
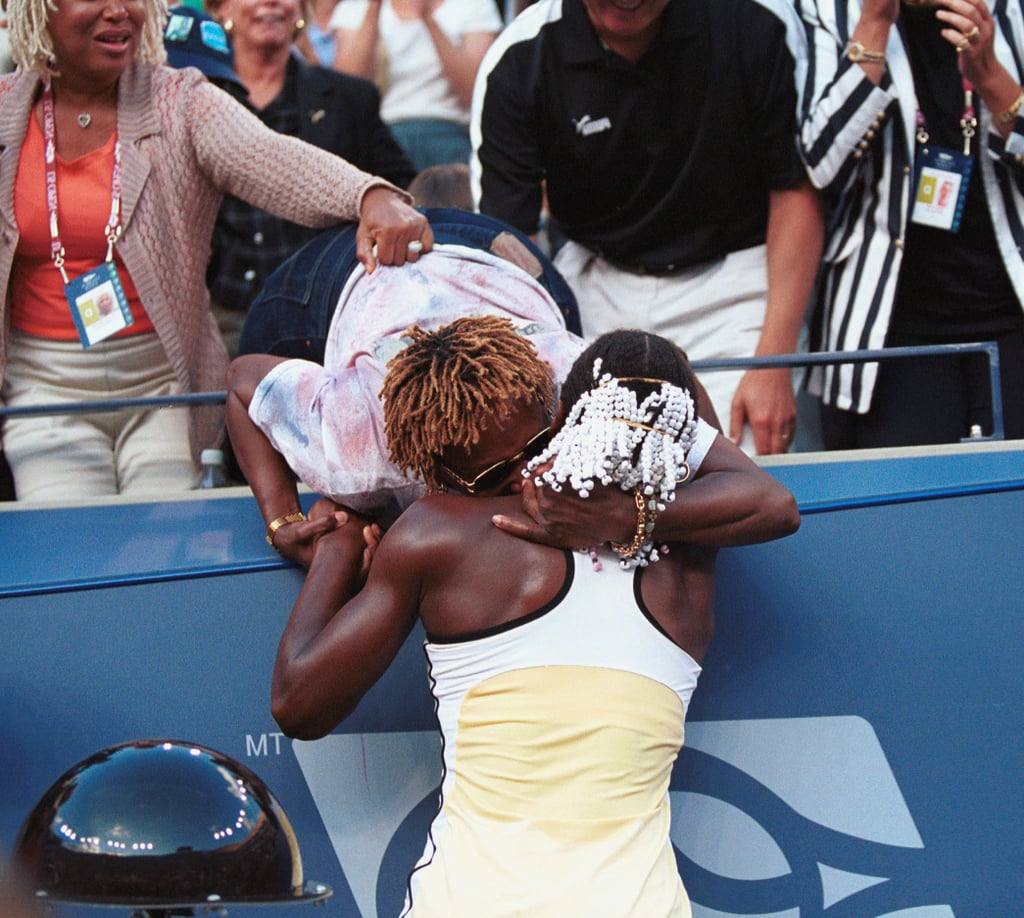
[910,146,972,233]
[64,260,134,348]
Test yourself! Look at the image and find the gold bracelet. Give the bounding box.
[844,40,886,64]
[609,488,658,566]
[266,511,307,549]
[995,88,1024,124]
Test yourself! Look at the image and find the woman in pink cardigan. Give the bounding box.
[0,0,431,501]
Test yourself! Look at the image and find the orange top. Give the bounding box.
[11,113,153,339]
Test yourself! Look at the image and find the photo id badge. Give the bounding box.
[911,146,972,233]
[64,261,133,348]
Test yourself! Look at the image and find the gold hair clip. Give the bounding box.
[612,417,669,435]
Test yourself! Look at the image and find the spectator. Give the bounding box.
[179,0,415,356]
[330,0,502,171]
[0,0,429,502]
[798,0,1024,446]
[471,0,824,456]
[232,208,582,364]
[295,0,340,66]
[406,162,473,209]
[268,327,800,914]
[226,244,593,566]
[163,5,244,90]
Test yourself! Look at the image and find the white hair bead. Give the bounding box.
[527,361,699,567]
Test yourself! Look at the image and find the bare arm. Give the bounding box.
[650,434,801,546]
[271,512,417,740]
[226,355,341,568]
[494,432,799,550]
[850,0,900,86]
[729,177,823,454]
[332,1,383,79]
[420,1,498,108]
[494,373,797,549]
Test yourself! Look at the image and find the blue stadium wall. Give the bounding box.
[2,442,1022,917]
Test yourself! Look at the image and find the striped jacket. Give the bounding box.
[795,0,1024,412]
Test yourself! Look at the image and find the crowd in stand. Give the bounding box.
[1,0,1023,506]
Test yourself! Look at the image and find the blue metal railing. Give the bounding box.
[0,389,228,418]
[0,341,1004,440]
[690,341,1004,442]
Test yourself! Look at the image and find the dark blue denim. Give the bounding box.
[236,208,580,363]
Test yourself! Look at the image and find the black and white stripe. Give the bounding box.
[795,0,1024,412]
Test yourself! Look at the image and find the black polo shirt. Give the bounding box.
[474,0,804,272]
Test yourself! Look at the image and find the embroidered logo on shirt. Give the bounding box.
[572,114,612,137]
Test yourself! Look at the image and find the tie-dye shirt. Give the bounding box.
[249,244,586,515]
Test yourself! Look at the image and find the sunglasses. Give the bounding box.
[440,427,552,495]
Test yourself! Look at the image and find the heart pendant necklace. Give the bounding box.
[76,112,91,129]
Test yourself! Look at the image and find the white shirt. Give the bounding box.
[329,0,502,125]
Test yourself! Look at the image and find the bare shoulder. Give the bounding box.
[383,495,497,552]
[384,494,556,574]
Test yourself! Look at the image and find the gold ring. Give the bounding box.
[957,38,969,52]
[967,25,981,43]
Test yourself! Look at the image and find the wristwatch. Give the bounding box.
[845,40,886,64]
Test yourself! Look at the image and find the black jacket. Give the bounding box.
[288,57,414,188]
[208,57,415,311]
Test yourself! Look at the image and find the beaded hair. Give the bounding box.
[380,316,555,491]
[9,0,170,77]
[527,330,700,567]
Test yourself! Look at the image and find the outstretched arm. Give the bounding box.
[271,513,418,740]
[493,433,800,549]
[226,355,340,568]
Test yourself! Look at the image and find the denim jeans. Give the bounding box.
[236,208,580,363]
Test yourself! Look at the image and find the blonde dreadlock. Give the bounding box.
[381,316,555,490]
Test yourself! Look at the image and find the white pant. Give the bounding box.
[2,331,198,501]
[555,241,769,453]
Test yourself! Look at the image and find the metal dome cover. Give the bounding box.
[14,739,331,908]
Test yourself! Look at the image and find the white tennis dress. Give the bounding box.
[403,547,702,917]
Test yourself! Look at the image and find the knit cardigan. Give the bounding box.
[0,62,395,459]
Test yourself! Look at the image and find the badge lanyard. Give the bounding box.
[910,77,976,233]
[41,81,133,347]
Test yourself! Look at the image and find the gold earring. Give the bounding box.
[295,17,306,30]
[223,18,233,32]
